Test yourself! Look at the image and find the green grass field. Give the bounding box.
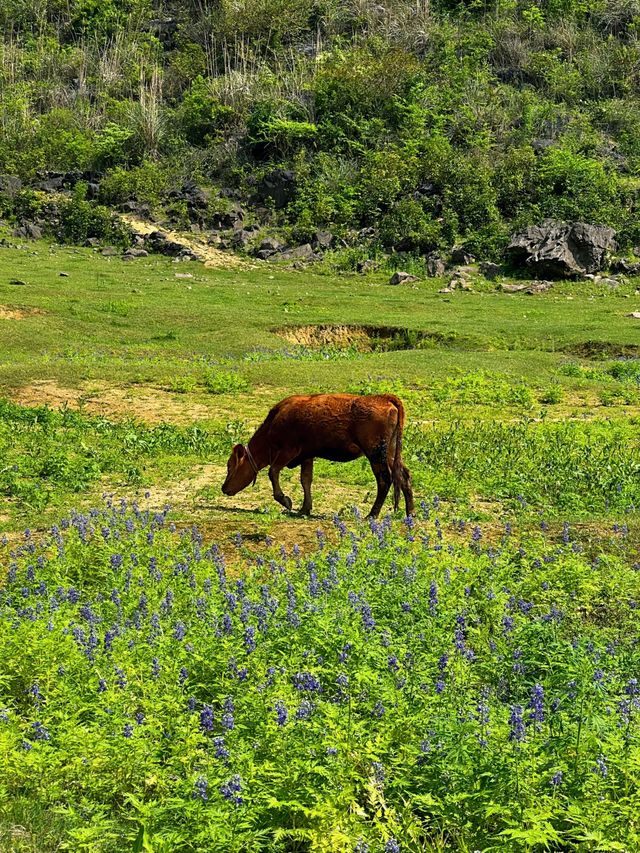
[1,241,639,538]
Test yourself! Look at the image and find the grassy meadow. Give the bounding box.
[1,242,639,851]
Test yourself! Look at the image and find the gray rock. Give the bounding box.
[389,271,419,285]
[288,243,314,259]
[230,229,253,249]
[507,221,616,277]
[255,168,296,209]
[255,249,275,261]
[9,278,26,285]
[610,258,640,274]
[59,272,70,277]
[426,253,446,277]
[101,246,119,257]
[628,311,640,319]
[311,230,334,250]
[34,176,64,192]
[259,237,284,252]
[501,281,553,294]
[450,245,475,265]
[14,222,42,240]
[0,175,22,196]
[357,259,380,274]
[480,261,502,280]
[123,247,149,258]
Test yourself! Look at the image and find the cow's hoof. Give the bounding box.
[282,496,293,511]
[299,505,312,517]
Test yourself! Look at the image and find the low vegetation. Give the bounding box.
[1,501,639,851]
[4,1,640,257]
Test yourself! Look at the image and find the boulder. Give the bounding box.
[311,230,335,251]
[255,169,296,209]
[610,258,640,274]
[211,205,244,230]
[507,221,616,277]
[33,175,65,192]
[389,271,419,285]
[480,261,502,280]
[259,237,284,252]
[501,281,553,294]
[230,229,253,249]
[0,175,22,196]
[14,222,42,240]
[450,245,475,265]
[426,253,446,277]
[255,249,275,261]
[123,247,149,258]
[101,246,119,257]
[281,243,314,261]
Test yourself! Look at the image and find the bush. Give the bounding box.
[178,77,236,147]
[247,101,317,158]
[99,162,169,207]
[58,184,132,246]
[379,198,442,252]
[529,147,621,225]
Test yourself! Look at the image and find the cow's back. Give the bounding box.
[262,393,400,461]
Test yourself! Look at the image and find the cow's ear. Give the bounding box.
[232,444,245,462]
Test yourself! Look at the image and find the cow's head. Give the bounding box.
[221,444,257,495]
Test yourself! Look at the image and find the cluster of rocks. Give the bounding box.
[249,230,335,263]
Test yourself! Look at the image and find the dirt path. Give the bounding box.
[121,215,247,269]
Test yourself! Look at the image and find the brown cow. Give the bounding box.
[221,393,414,518]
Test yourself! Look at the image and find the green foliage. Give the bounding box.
[99,162,169,207]
[247,101,317,158]
[530,147,622,224]
[178,77,235,147]
[202,370,249,395]
[58,184,132,246]
[379,198,443,252]
[4,0,640,250]
[0,498,639,850]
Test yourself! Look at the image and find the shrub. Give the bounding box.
[178,76,236,147]
[247,100,317,158]
[379,198,443,252]
[99,162,169,207]
[58,184,132,246]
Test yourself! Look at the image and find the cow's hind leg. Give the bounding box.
[269,464,293,512]
[299,458,313,516]
[401,464,415,516]
[367,442,392,519]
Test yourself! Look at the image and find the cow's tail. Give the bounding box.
[386,395,405,512]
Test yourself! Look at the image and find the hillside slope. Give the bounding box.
[2,0,640,260]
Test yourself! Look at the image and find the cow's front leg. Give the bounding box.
[299,458,313,516]
[269,465,292,511]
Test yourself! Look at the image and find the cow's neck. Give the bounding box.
[247,433,270,470]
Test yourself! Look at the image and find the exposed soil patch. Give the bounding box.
[563,340,640,359]
[121,215,246,270]
[275,324,481,352]
[13,380,212,423]
[0,305,45,320]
